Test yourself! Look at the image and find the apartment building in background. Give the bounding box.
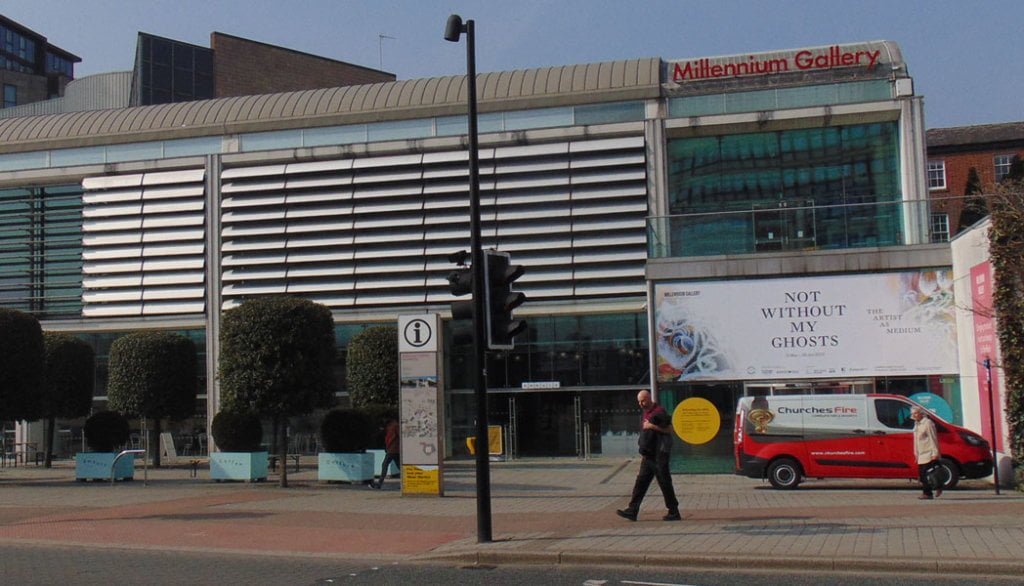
[926,121,1024,240]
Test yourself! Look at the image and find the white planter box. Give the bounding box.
[210,451,268,482]
[367,449,400,478]
[318,452,375,483]
[75,452,135,481]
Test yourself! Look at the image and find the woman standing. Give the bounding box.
[911,406,942,499]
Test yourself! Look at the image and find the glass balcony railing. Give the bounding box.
[647,198,930,258]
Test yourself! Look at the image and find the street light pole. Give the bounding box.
[445,13,492,543]
[983,357,1000,494]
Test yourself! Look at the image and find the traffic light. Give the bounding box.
[484,250,527,350]
[447,250,474,345]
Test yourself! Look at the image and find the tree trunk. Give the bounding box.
[153,418,162,468]
[277,416,288,488]
[44,416,56,468]
[270,418,279,455]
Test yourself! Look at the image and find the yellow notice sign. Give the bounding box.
[672,397,721,445]
[402,465,440,495]
[465,425,504,456]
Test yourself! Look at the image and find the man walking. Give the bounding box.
[372,417,400,489]
[616,389,680,521]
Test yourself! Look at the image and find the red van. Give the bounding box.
[734,393,993,489]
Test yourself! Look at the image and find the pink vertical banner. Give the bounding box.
[971,261,1004,452]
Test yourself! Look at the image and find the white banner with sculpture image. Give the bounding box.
[654,270,958,382]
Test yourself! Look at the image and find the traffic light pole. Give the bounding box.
[447,14,492,543]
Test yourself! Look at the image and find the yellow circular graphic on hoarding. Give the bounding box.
[672,397,721,445]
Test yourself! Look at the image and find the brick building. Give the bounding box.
[926,121,1024,240]
[132,32,395,106]
[1,16,393,116]
[210,33,394,98]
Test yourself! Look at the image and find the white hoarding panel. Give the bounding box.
[655,270,957,382]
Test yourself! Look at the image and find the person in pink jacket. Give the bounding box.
[911,406,942,499]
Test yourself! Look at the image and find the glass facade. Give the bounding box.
[0,101,645,172]
[1,23,38,74]
[135,33,213,105]
[445,313,650,458]
[668,80,891,118]
[0,184,83,316]
[446,313,649,390]
[664,122,903,256]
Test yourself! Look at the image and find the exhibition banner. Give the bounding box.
[970,261,1005,451]
[655,270,957,382]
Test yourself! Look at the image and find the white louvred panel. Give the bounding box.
[82,275,142,288]
[83,217,143,232]
[220,133,647,309]
[83,190,143,205]
[143,228,205,243]
[221,193,286,208]
[82,246,141,260]
[83,259,142,274]
[82,233,142,246]
[142,215,203,229]
[142,169,206,186]
[142,286,205,300]
[82,203,141,218]
[221,267,287,281]
[142,271,204,285]
[81,167,206,317]
[82,173,144,190]
[142,300,205,314]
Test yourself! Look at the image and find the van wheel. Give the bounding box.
[767,458,802,489]
[935,458,959,490]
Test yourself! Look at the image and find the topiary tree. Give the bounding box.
[0,309,44,424]
[346,325,398,408]
[83,411,130,452]
[958,167,988,233]
[319,408,375,453]
[210,409,263,452]
[360,403,400,449]
[219,296,336,487]
[41,332,95,467]
[107,331,197,467]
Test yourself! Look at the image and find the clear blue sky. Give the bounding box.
[4,0,1021,129]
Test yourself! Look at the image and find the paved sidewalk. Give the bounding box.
[1,457,1022,576]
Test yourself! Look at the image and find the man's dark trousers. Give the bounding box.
[626,452,679,513]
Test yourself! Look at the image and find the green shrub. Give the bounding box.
[42,332,95,418]
[211,410,263,452]
[0,308,44,421]
[346,325,398,408]
[360,403,399,448]
[107,331,197,420]
[83,411,130,452]
[219,296,336,417]
[320,408,375,453]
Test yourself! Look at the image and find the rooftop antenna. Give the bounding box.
[378,34,396,70]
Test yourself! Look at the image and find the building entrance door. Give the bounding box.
[508,391,578,457]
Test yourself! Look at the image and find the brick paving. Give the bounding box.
[1,457,1023,575]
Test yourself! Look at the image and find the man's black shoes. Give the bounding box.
[615,509,638,522]
[663,510,681,521]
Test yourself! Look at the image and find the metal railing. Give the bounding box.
[110,449,146,486]
[647,198,931,259]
